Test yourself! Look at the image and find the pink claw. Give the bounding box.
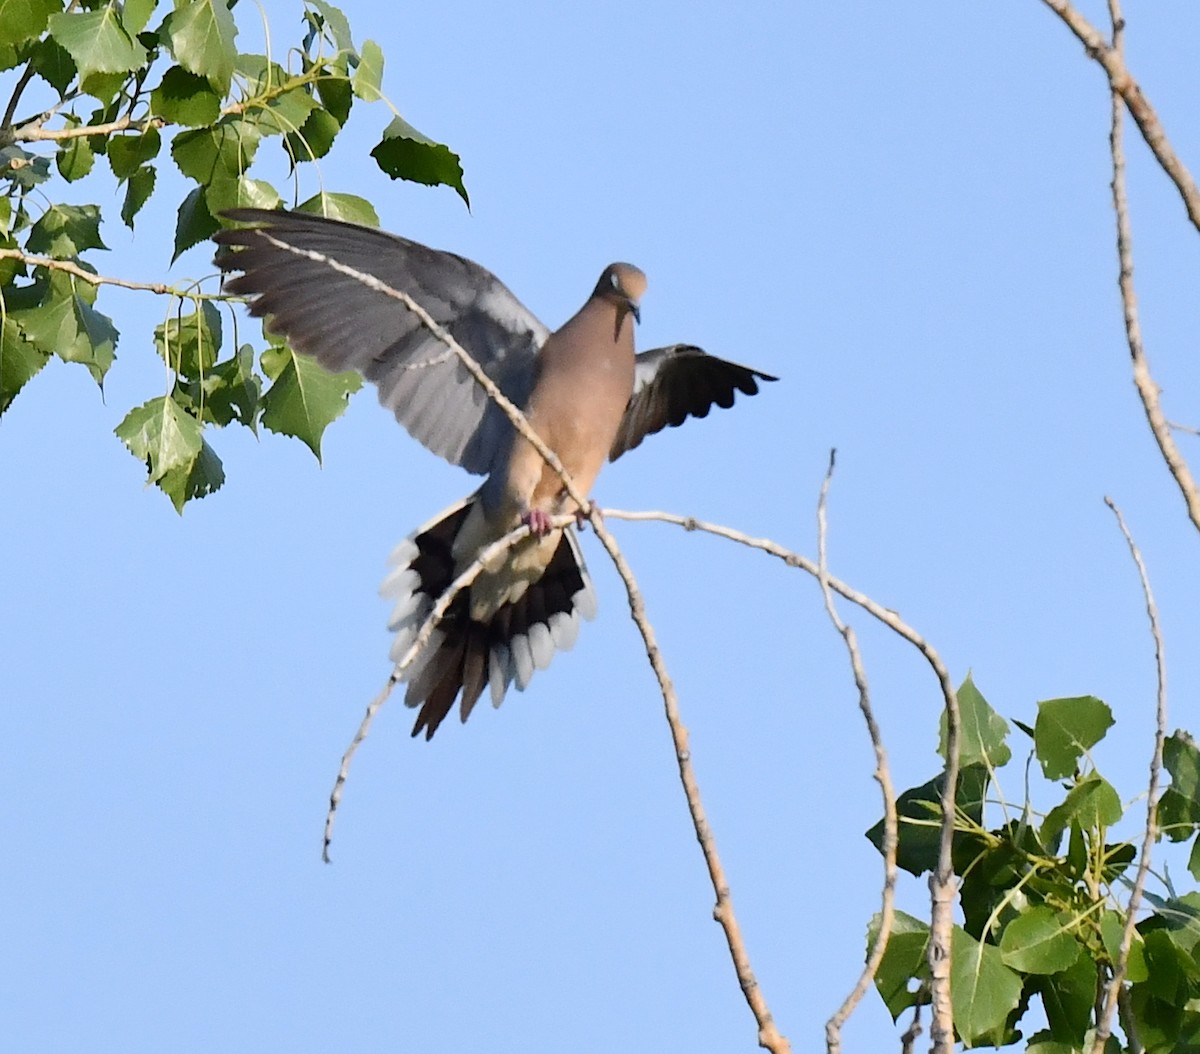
[575,503,602,530]
[522,508,554,536]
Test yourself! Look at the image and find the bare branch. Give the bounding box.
[1040,0,1200,235]
[1094,498,1167,1053]
[818,451,899,1054]
[1041,0,1200,535]
[600,507,961,1050]
[0,249,234,303]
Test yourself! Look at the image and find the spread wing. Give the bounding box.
[214,209,549,477]
[609,344,777,461]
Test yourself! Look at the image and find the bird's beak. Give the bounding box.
[630,301,641,325]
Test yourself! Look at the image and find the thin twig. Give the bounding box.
[900,999,924,1054]
[1095,498,1167,1053]
[0,249,233,303]
[2,63,37,131]
[13,114,164,142]
[322,518,550,862]
[1040,0,1200,535]
[277,238,791,1051]
[817,451,898,1054]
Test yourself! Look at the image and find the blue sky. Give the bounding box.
[5,1,1200,1050]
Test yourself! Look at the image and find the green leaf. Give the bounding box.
[307,0,355,54]
[176,343,260,429]
[296,191,378,226]
[150,65,222,126]
[108,125,161,180]
[352,38,382,101]
[121,164,156,228]
[29,35,77,95]
[155,301,222,379]
[940,673,1011,769]
[0,0,59,48]
[1160,732,1200,843]
[9,270,117,386]
[1033,949,1096,1047]
[167,0,238,95]
[259,344,360,460]
[999,906,1081,974]
[48,8,147,82]
[204,174,280,216]
[56,125,95,182]
[1034,696,1114,780]
[171,118,261,183]
[950,926,1024,1047]
[122,0,156,36]
[156,437,224,513]
[1138,927,1200,1003]
[1025,1038,1080,1054]
[0,315,50,414]
[26,203,106,257]
[1041,775,1123,849]
[284,106,340,162]
[254,85,320,136]
[866,765,987,877]
[867,910,929,1020]
[235,54,287,97]
[79,69,126,105]
[315,63,352,124]
[173,185,219,261]
[371,115,468,207]
[114,394,203,484]
[1190,836,1200,882]
[1099,909,1149,983]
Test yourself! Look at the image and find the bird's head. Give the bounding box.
[595,262,646,327]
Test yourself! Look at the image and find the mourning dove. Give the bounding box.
[214,210,775,738]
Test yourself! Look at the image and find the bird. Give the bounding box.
[213,209,776,739]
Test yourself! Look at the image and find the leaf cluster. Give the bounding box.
[0,0,468,510]
[866,676,1200,1051]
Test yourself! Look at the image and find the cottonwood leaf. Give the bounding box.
[352,38,382,101]
[1032,950,1096,1047]
[0,316,50,414]
[372,115,468,206]
[55,123,95,182]
[173,185,218,261]
[0,0,60,48]
[26,203,106,257]
[940,672,1011,768]
[999,906,1080,974]
[151,65,222,126]
[155,302,222,379]
[284,107,340,162]
[260,344,360,460]
[951,926,1023,1047]
[48,8,147,82]
[1099,910,1149,983]
[167,0,238,95]
[29,36,77,95]
[296,191,378,226]
[866,910,929,1019]
[157,437,224,513]
[307,0,355,54]
[1041,775,1122,849]
[121,165,156,228]
[175,344,260,429]
[171,119,261,183]
[108,126,161,180]
[1035,696,1113,780]
[115,395,203,483]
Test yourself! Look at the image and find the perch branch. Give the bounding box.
[817,451,899,1054]
[278,240,791,1052]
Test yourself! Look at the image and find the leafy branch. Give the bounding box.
[0,0,467,511]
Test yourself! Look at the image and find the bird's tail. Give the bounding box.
[381,497,598,739]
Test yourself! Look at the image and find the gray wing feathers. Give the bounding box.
[214,208,549,476]
[609,344,778,461]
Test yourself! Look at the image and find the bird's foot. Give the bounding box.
[574,503,603,531]
[521,508,554,537]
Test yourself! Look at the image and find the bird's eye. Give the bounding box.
[609,271,620,291]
